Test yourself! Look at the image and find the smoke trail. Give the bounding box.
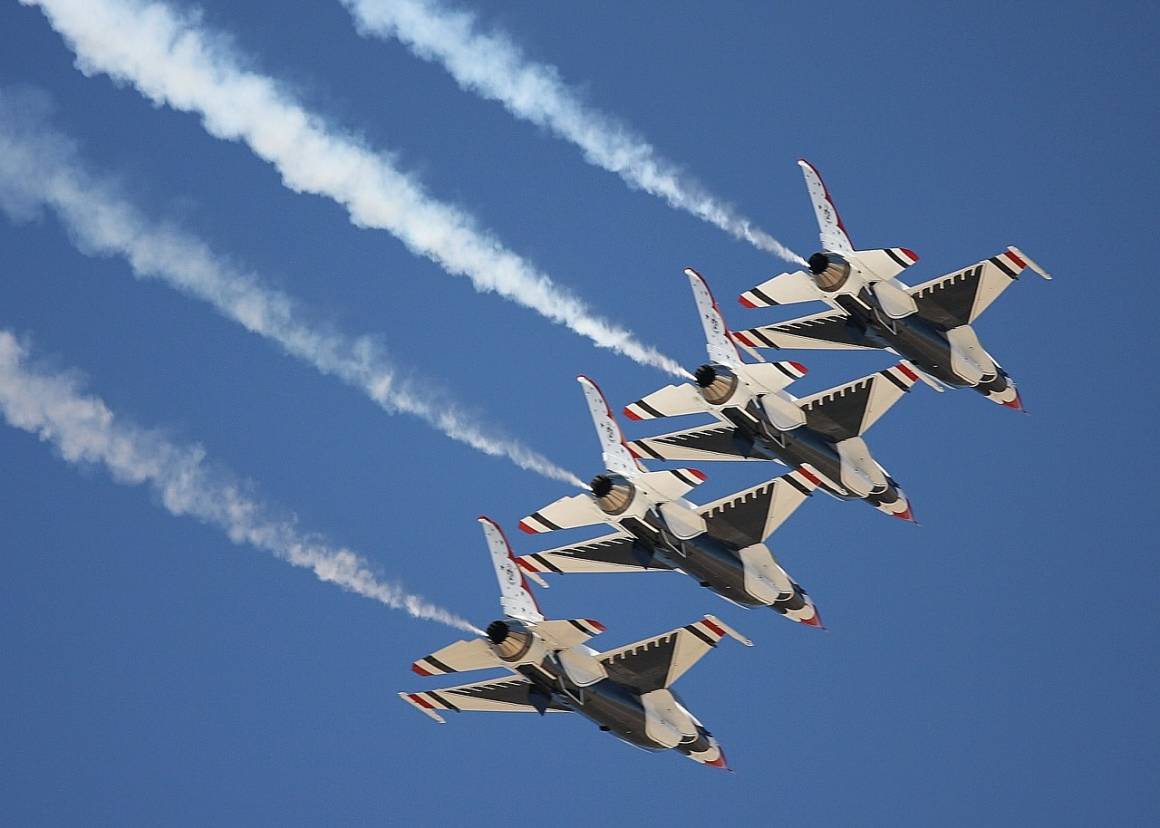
[0,87,582,487]
[342,0,805,265]
[0,330,480,632]
[21,0,687,377]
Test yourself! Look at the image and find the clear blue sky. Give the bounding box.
[2,1,1157,824]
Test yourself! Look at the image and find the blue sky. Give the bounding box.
[1,0,1157,824]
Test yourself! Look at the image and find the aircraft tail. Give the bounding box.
[684,267,742,366]
[577,375,645,477]
[479,516,544,622]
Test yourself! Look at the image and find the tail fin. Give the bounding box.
[478,517,543,622]
[798,158,854,254]
[577,375,645,477]
[684,267,741,367]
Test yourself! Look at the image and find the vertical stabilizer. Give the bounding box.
[577,375,644,477]
[798,158,854,254]
[685,267,741,367]
[478,517,543,622]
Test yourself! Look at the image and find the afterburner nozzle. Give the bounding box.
[807,252,852,292]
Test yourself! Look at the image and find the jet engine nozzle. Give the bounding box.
[589,473,637,515]
[807,252,852,292]
[694,363,740,406]
[485,619,536,662]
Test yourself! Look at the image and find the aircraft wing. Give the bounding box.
[734,309,883,352]
[598,615,750,693]
[630,423,770,463]
[399,677,570,724]
[908,248,1044,328]
[697,468,821,548]
[517,531,672,575]
[797,362,920,442]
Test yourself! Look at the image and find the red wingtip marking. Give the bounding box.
[588,619,606,632]
[623,406,642,421]
[408,693,434,709]
[515,558,536,572]
[897,362,919,381]
[732,331,757,347]
[797,466,821,485]
[789,361,808,375]
[900,248,919,263]
[1002,392,1024,412]
[701,618,726,637]
[688,468,707,482]
[517,520,537,534]
[1004,249,1026,269]
[412,663,433,676]
[738,294,757,309]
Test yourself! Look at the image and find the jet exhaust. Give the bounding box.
[589,474,637,515]
[808,253,853,292]
[694,364,740,406]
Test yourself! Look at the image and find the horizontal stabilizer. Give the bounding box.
[854,247,920,282]
[533,618,607,649]
[908,247,1040,327]
[631,424,768,464]
[412,638,503,677]
[738,360,809,393]
[797,362,920,442]
[518,532,671,576]
[636,468,707,501]
[735,309,881,352]
[624,382,708,421]
[599,615,750,693]
[740,269,821,308]
[518,493,606,535]
[698,467,821,547]
[400,677,570,724]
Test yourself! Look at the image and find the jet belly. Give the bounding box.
[571,680,724,766]
[837,294,967,388]
[676,533,765,607]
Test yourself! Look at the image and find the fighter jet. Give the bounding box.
[516,375,823,626]
[734,159,1051,410]
[399,516,750,769]
[621,269,920,521]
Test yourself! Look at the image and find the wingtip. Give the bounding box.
[738,294,757,308]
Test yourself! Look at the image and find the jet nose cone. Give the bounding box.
[1003,391,1026,413]
[705,750,730,770]
[893,504,916,523]
[801,610,826,630]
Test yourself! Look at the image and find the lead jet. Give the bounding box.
[734,159,1051,411]
[400,516,750,769]
[622,269,920,521]
[516,375,823,626]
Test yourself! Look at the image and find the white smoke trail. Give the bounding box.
[21,0,687,377]
[0,88,582,487]
[0,330,480,632]
[341,0,805,266]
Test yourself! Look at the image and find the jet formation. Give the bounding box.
[400,160,1048,769]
